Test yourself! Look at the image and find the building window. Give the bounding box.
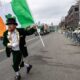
[75,7,79,11]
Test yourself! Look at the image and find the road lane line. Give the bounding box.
[0,49,5,53]
[26,36,39,43]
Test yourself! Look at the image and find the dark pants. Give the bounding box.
[12,51,24,72]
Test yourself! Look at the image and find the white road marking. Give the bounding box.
[26,36,39,43]
[0,49,5,53]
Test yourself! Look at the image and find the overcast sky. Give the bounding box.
[0,0,76,25]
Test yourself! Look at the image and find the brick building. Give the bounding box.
[59,4,79,31]
[65,4,79,30]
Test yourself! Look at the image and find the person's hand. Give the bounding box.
[7,43,12,48]
[32,25,37,30]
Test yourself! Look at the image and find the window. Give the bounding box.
[75,7,79,11]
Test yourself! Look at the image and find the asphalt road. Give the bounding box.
[1,32,80,80]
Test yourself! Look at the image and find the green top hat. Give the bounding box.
[5,14,18,25]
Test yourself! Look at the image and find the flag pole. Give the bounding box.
[26,2,45,47]
[36,25,45,47]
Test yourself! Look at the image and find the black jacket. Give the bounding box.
[3,28,36,57]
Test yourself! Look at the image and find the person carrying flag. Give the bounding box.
[3,16,37,80]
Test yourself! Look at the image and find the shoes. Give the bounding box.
[15,75,21,80]
[27,65,32,74]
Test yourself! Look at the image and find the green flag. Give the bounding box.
[11,0,34,28]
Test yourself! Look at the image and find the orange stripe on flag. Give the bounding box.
[0,17,6,37]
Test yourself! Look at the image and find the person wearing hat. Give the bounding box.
[3,15,37,80]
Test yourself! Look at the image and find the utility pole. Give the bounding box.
[77,0,80,26]
[79,1,80,26]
